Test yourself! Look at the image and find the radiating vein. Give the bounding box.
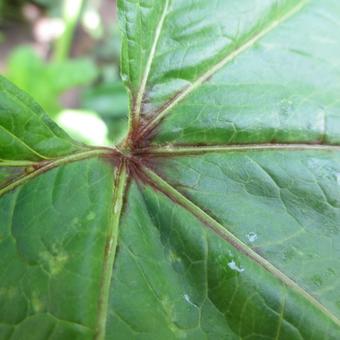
[139,143,340,156]
[137,0,308,140]
[0,160,37,167]
[140,165,340,327]
[95,161,128,340]
[130,0,170,127]
[0,124,49,160]
[1,78,71,140]
[0,149,112,197]
[275,294,287,340]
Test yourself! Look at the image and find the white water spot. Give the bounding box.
[184,294,197,307]
[246,232,258,243]
[228,260,245,273]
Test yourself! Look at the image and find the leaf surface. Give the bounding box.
[149,0,340,145]
[0,76,83,162]
[106,180,339,339]
[1,0,340,339]
[0,159,115,339]
[150,150,340,317]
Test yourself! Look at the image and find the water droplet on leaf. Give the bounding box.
[246,232,258,243]
[228,260,245,273]
[184,294,198,307]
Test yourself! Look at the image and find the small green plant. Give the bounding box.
[0,1,340,339]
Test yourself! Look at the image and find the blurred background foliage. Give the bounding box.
[0,0,128,146]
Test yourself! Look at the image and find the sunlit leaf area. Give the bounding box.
[0,0,128,146]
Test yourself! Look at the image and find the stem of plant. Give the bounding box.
[54,0,85,62]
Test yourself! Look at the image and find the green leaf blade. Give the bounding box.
[119,0,308,130]
[150,149,340,324]
[135,0,340,146]
[118,0,170,121]
[106,179,340,339]
[1,0,340,338]
[0,158,115,339]
[0,76,84,161]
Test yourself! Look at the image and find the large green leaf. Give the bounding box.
[0,76,84,162]
[1,0,340,339]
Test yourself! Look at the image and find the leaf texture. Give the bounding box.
[0,76,83,162]
[1,0,340,339]
[150,0,340,145]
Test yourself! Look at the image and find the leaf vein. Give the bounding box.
[137,0,309,140]
[130,0,170,127]
[140,165,340,327]
[0,149,112,197]
[94,162,128,340]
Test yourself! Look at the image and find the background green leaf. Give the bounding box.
[6,47,98,117]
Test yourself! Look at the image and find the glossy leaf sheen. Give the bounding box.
[1,0,340,339]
